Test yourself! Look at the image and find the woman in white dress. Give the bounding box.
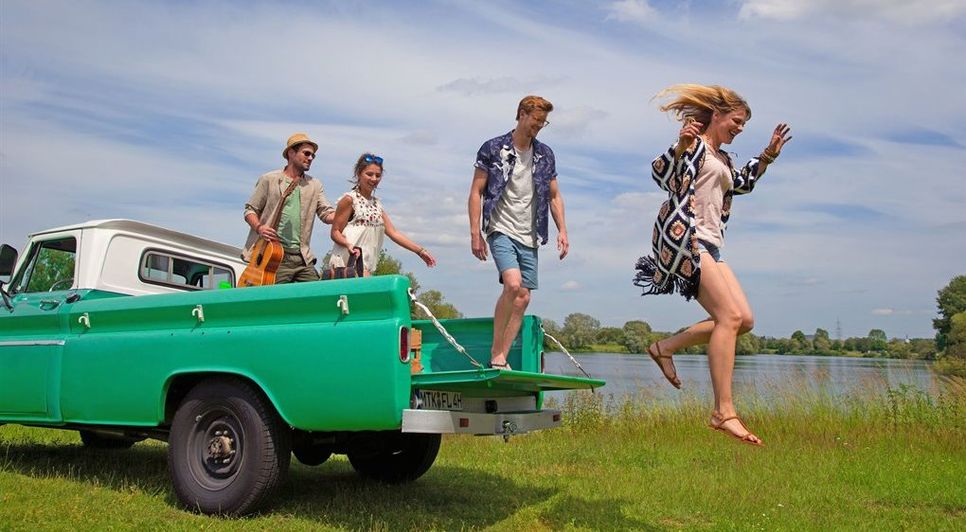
[328,153,437,276]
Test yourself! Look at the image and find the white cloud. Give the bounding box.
[606,0,658,24]
[872,308,918,316]
[737,0,966,24]
[436,76,566,96]
[562,280,581,291]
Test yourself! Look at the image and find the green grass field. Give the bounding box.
[2,380,964,530]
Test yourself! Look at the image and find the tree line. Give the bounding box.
[539,275,966,363]
[539,314,935,359]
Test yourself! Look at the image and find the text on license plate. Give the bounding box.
[419,390,463,411]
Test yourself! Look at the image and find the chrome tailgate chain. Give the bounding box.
[408,288,484,369]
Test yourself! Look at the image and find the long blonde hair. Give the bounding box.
[654,84,751,131]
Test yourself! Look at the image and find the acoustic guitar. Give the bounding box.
[238,177,301,287]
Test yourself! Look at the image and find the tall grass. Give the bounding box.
[2,379,964,530]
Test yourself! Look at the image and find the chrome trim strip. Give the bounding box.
[0,340,66,347]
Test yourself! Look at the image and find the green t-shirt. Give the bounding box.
[277,180,302,251]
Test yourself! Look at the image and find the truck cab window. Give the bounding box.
[140,251,235,291]
[10,237,77,294]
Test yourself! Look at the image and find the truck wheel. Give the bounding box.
[347,432,440,484]
[293,444,333,466]
[79,430,142,450]
[167,378,291,516]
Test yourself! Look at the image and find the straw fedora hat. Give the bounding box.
[282,133,319,160]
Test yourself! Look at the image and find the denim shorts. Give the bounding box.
[487,232,538,289]
[696,240,724,262]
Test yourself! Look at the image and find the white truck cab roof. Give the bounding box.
[15,219,246,296]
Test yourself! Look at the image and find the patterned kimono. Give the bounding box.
[634,138,763,300]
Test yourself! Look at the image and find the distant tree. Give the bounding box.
[908,338,938,360]
[620,320,652,354]
[852,337,871,353]
[945,312,966,360]
[541,318,563,350]
[790,330,809,353]
[886,339,911,359]
[868,329,888,352]
[596,326,624,345]
[373,250,420,294]
[934,275,966,350]
[813,328,832,354]
[416,289,463,320]
[736,332,760,356]
[561,313,600,350]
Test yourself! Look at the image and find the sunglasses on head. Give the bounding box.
[363,154,383,165]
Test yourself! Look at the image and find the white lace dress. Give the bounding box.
[327,189,385,273]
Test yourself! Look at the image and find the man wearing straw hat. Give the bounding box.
[243,133,336,283]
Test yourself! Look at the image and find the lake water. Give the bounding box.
[543,352,943,405]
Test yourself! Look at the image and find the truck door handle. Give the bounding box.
[192,305,205,323]
[40,299,61,310]
[337,295,349,315]
[78,312,91,329]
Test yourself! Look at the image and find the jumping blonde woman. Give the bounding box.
[635,84,791,446]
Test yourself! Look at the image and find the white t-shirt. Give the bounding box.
[693,150,733,247]
[486,147,537,247]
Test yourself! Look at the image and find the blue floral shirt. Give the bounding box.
[474,131,558,246]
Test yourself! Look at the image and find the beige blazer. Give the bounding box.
[242,169,335,264]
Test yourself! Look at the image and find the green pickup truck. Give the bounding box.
[0,219,602,515]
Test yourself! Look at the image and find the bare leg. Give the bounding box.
[695,256,762,444]
[653,261,754,354]
[491,268,531,368]
[647,260,755,387]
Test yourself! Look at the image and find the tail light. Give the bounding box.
[399,327,411,363]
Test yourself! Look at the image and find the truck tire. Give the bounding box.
[293,444,333,466]
[347,432,440,484]
[167,377,291,516]
[79,430,142,450]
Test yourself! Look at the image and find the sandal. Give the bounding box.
[489,361,512,370]
[709,412,764,446]
[648,342,681,389]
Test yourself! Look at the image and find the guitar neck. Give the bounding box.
[266,176,302,231]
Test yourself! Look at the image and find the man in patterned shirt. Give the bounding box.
[468,95,570,370]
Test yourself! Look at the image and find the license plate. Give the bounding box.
[419,390,463,411]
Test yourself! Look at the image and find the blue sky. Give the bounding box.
[1,0,964,339]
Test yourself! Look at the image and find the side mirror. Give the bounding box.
[0,244,17,279]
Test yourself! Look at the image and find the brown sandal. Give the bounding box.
[709,412,764,446]
[648,342,681,389]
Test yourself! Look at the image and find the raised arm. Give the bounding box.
[734,123,792,194]
[383,211,436,267]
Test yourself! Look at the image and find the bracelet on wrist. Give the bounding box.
[417,247,426,255]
